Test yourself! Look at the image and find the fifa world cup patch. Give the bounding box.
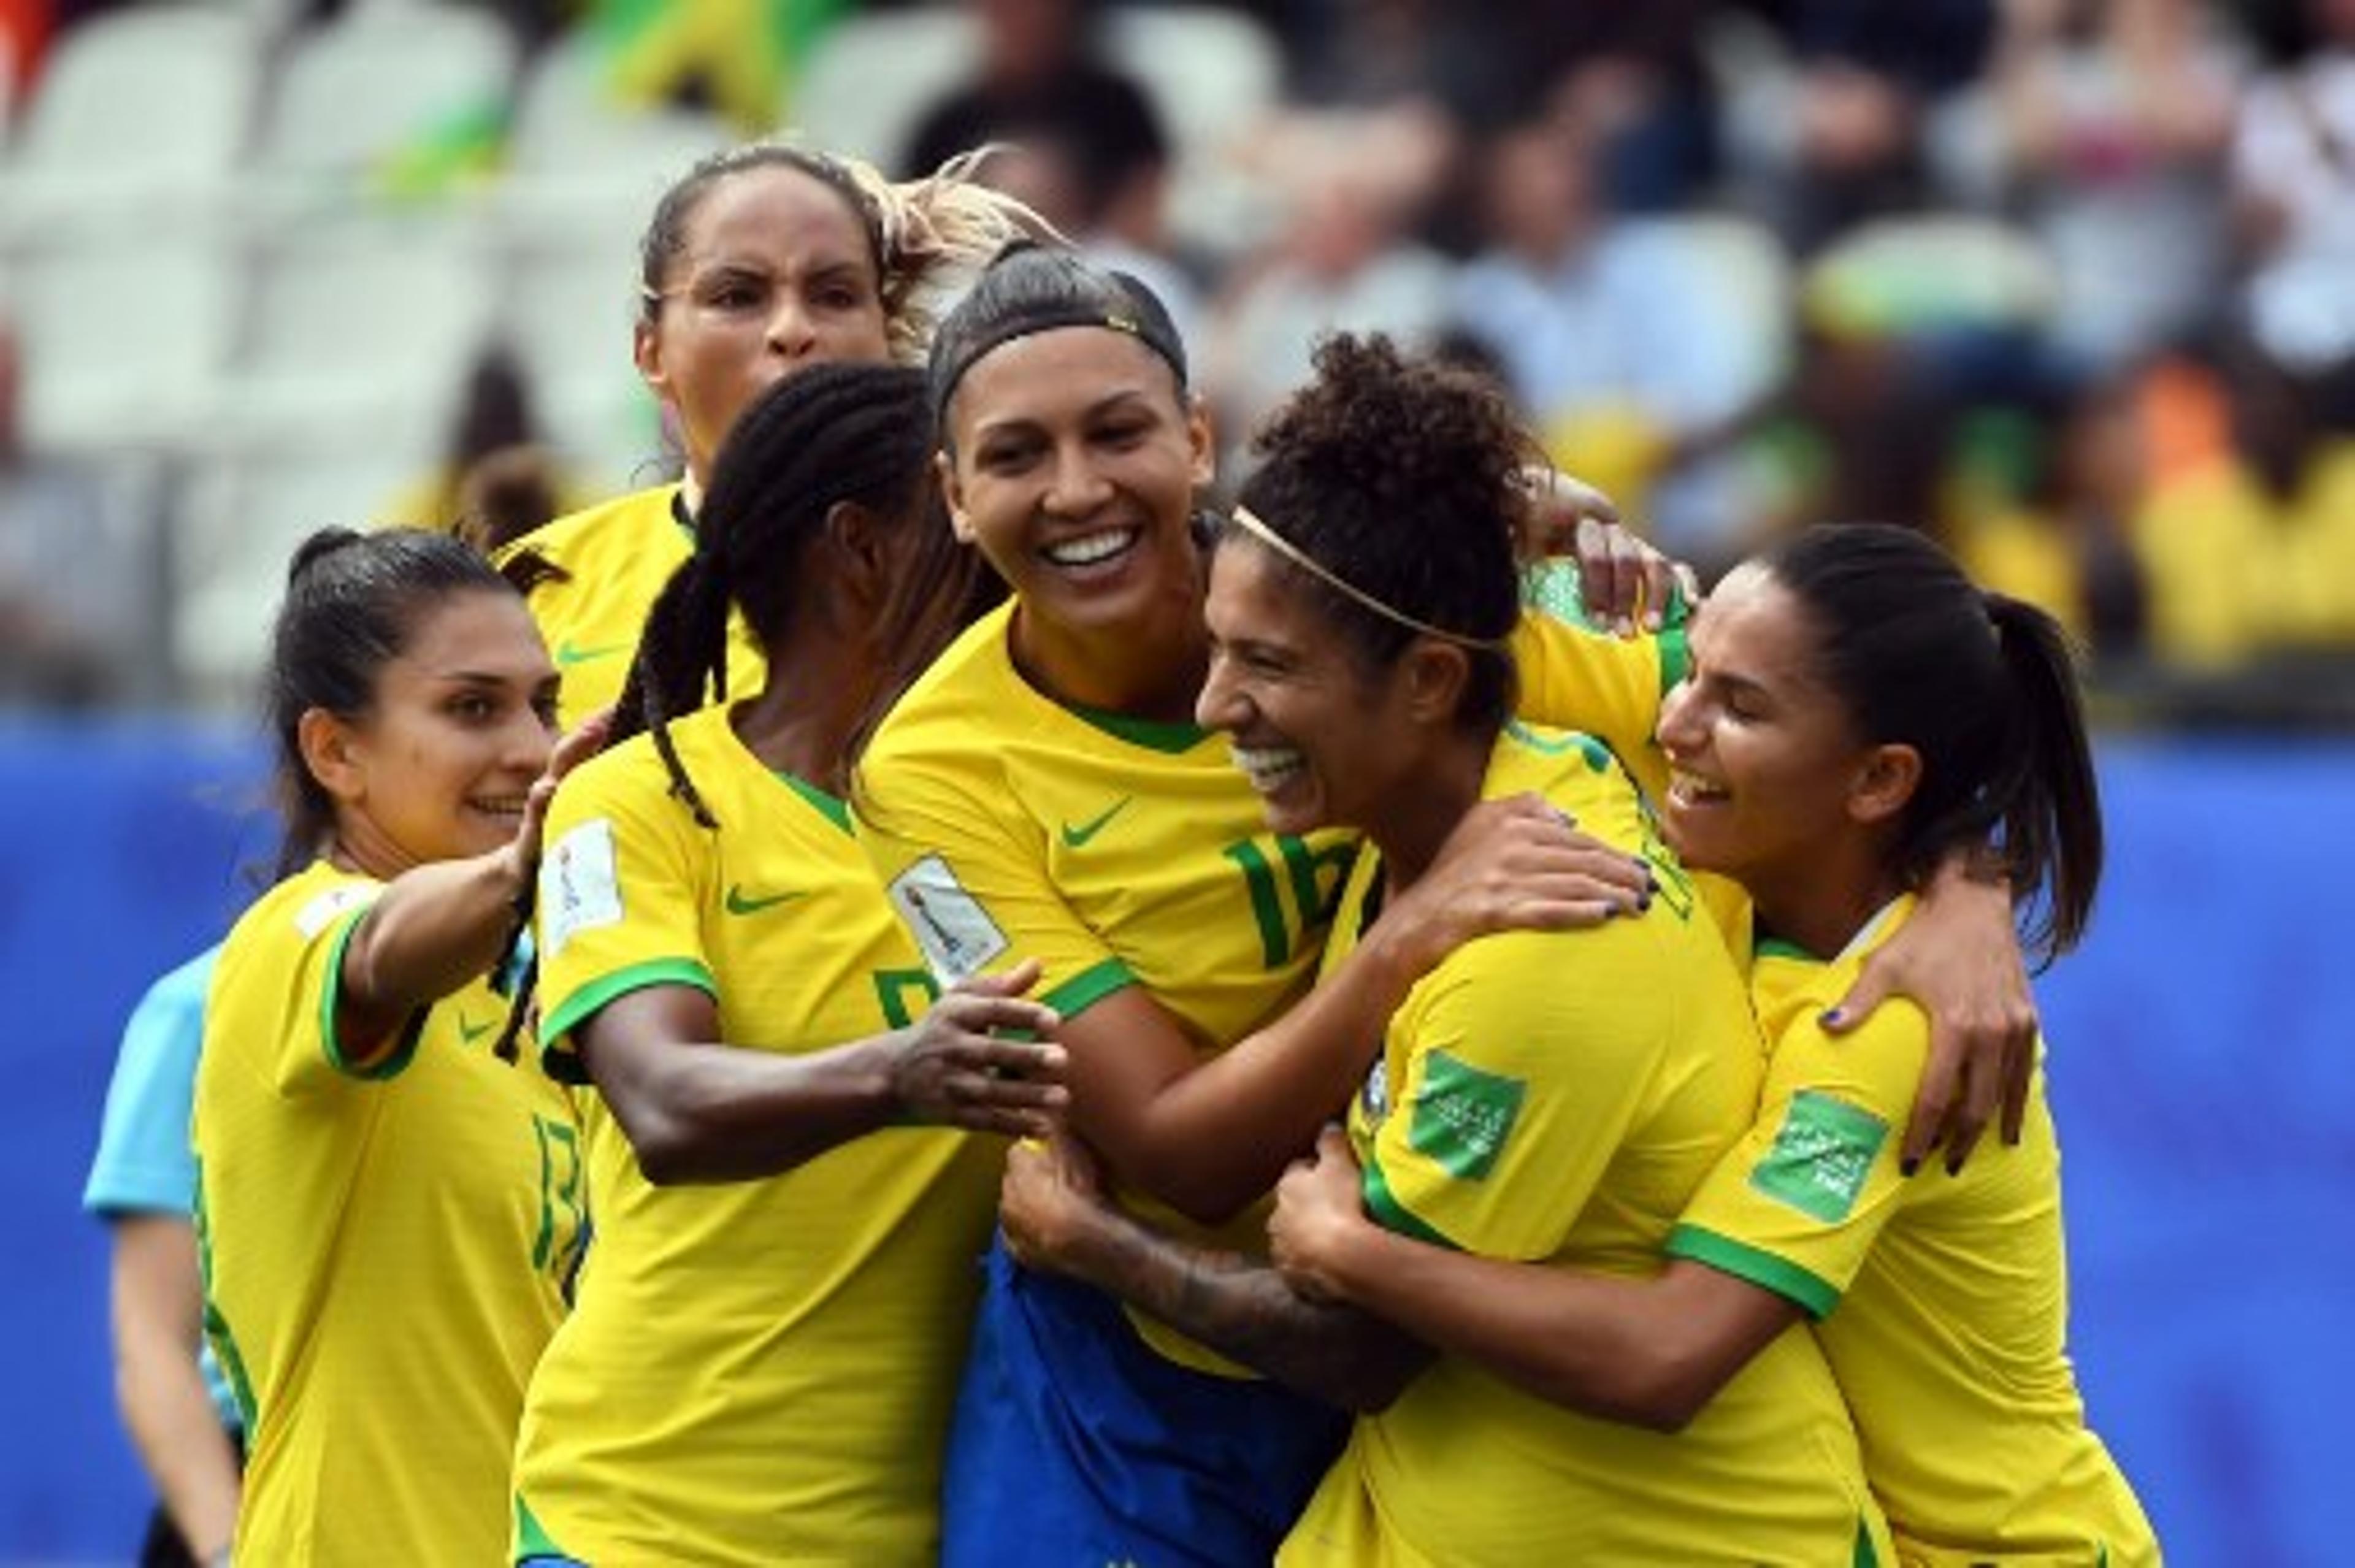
[887,854,1009,983]
[293,881,378,939]
[1409,1049,1526,1181]
[541,817,623,960]
[1750,1089,1888,1223]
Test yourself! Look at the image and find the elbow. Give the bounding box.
[1575,1346,1722,1434]
[1114,1149,1263,1230]
[608,1101,713,1187]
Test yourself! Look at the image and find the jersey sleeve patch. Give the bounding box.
[291,881,376,940]
[1409,1048,1526,1182]
[1748,1088,1888,1223]
[886,852,1010,983]
[541,817,622,961]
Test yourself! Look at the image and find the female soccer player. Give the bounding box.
[510,363,1065,1565]
[1268,521,2159,1564]
[995,332,1894,1564]
[193,528,595,1564]
[501,141,1048,729]
[857,247,1962,1564]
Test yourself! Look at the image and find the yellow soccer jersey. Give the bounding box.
[855,602,1677,1372]
[193,861,580,1568]
[496,486,764,731]
[517,704,1002,1565]
[1667,897,2159,1566]
[1282,725,1888,1568]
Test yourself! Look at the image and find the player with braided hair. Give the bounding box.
[511,362,1060,1566]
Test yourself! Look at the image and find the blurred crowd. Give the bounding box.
[4,0,2355,719]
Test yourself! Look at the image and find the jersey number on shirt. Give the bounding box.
[530,1112,590,1287]
[1222,834,1355,968]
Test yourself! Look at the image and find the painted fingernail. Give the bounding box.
[1901,1158,1921,1178]
[1820,1008,1844,1027]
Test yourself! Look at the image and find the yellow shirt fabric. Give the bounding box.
[1282,725,1888,1567]
[193,861,579,1567]
[496,486,764,732]
[1668,896,2159,1566]
[517,704,1001,1564]
[854,601,1679,1372]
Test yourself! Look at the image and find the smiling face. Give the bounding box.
[938,324,1212,646]
[310,589,559,875]
[1654,563,1896,906]
[1196,538,1432,838]
[634,163,892,486]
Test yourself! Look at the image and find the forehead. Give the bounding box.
[949,324,1182,435]
[677,164,874,273]
[1691,564,1818,681]
[389,589,552,679]
[1206,537,1319,641]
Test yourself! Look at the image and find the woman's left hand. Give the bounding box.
[512,705,613,873]
[1000,1128,1114,1277]
[1269,1126,1373,1304]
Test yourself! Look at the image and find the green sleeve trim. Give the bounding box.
[513,1492,570,1562]
[1656,622,1691,695]
[320,906,425,1080]
[1040,955,1135,1019]
[1362,1152,1458,1250]
[1665,1223,1840,1320]
[540,957,718,1066]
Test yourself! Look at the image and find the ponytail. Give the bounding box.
[1983,592,2104,962]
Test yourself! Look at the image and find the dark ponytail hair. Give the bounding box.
[1231,332,1533,734]
[610,361,998,827]
[1765,523,2104,963]
[264,526,514,881]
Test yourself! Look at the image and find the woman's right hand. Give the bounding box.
[1374,794,1654,983]
[889,958,1070,1138]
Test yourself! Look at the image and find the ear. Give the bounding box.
[1398,640,1471,728]
[1184,394,1216,489]
[1847,742,1921,827]
[297,706,368,807]
[632,316,669,403]
[935,448,977,545]
[824,499,892,599]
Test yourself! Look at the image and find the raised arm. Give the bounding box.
[577,963,1065,1185]
[335,715,607,1065]
[998,1130,1431,1412]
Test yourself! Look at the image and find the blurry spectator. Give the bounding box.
[1201,105,1456,453]
[0,322,153,708]
[588,0,844,134]
[1739,0,1998,250]
[1959,0,2244,374]
[1,0,49,101]
[897,1,1199,343]
[381,342,578,547]
[902,0,1163,206]
[1447,117,1766,560]
[2231,0,2355,375]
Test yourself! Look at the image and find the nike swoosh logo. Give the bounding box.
[554,639,630,667]
[725,884,805,916]
[1059,797,1133,849]
[458,1014,495,1045]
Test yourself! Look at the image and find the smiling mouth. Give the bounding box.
[1666,769,1729,808]
[1041,527,1143,571]
[1230,742,1306,795]
[467,796,529,819]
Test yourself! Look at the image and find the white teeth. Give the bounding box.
[1668,770,1728,806]
[1043,528,1138,567]
[1230,744,1305,793]
[470,798,526,816]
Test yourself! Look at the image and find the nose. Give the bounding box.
[765,293,818,360]
[1196,650,1247,732]
[1655,675,1701,759]
[1043,442,1113,518]
[504,707,556,778]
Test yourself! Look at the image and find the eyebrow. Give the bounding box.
[970,386,1160,441]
